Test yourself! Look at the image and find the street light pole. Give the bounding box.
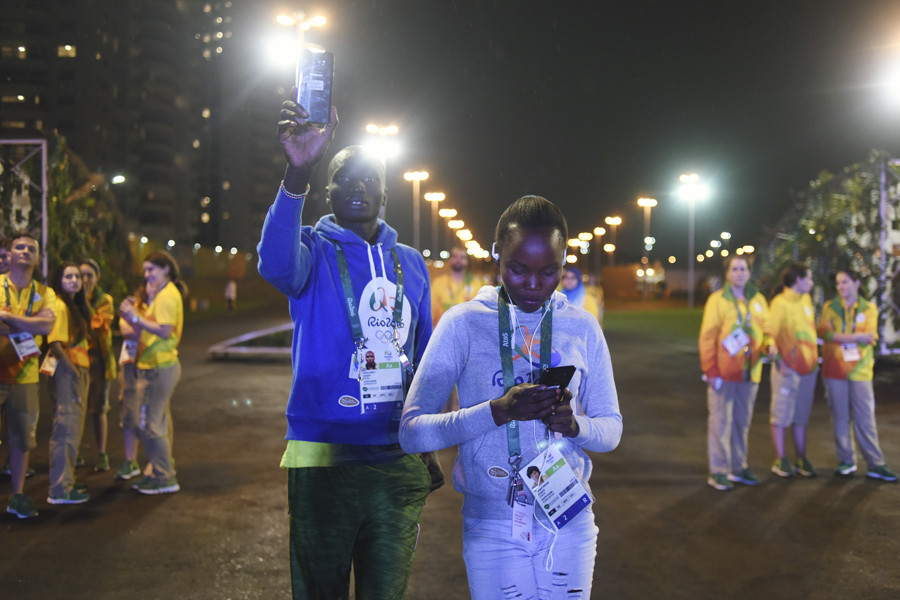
[404,171,428,251]
[592,226,605,283]
[678,174,709,309]
[604,216,622,266]
[637,197,657,300]
[424,192,445,254]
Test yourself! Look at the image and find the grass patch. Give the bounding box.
[603,307,703,343]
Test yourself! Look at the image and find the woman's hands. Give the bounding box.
[491,384,580,438]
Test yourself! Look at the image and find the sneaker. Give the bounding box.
[47,488,90,505]
[115,460,140,480]
[795,457,817,478]
[835,461,857,476]
[866,464,899,482]
[707,473,734,491]
[3,461,36,478]
[133,477,180,495]
[728,468,760,486]
[75,454,85,468]
[94,452,110,472]
[6,494,38,519]
[771,457,794,478]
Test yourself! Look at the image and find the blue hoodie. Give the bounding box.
[258,187,432,446]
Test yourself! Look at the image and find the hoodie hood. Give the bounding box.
[472,284,568,314]
[314,214,399,250]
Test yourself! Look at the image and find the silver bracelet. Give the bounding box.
[280,183,309,200]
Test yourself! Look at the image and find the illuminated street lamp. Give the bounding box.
[403,171,428,251]
[424,192,445,254]
[678,173,711,309]
[636,198,657,300]
[604,216,622,265]
[363,123,400,165]
[592,226,606,279]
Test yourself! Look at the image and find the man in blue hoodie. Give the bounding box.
[257,101,433,599]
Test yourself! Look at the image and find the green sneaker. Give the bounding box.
[707,473,734,491]
[866,464,899,482]
[728,468,760,486]
[133,477,180,495]
[48,488,90,505]
[94,452,110,472]
[835,461,857,476]
[115,460,140,480]
[795,457,817,478]
[6,494,38,519]
[771,457,794,478]
[75,454,85,468]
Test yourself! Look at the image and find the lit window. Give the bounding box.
[58,45,77,58]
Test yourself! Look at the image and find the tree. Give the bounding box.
[0,132,132,298]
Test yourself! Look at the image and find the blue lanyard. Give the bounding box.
[3,277,36,317]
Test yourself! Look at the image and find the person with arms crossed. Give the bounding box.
[400,196,622,599]
[0,233,56,518]
[818,269,897,482]
[257,100,433,599]
[699,255,772,491]
[767,264,819,478]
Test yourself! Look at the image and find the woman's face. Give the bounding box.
[726,258,750,289]
[561,269,580,291]
[498,226,565,313]
[835,272,860,302]
[143,261,170,289]
[80,264,97,297]
[61,265,83,296]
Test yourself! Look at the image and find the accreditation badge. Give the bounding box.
[721,327,751,357]
[9,332,40,361]
[520,443,593,530]
[840,343,861,362]
[357,276,412,414]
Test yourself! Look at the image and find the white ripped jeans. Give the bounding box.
[462,508,598,600]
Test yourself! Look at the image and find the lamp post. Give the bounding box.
[678,173,710,309]
[365,123,399,219]
[424,192,445,255]
[637,197,656,300]
[404,171,428,251]
[592,226,606,282]
[604,216,622,265]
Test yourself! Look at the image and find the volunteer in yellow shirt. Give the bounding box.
[46,262,93,505]
[698,256,771,491]
[0,233,56,519]
[431,246,486,327]
[118,250,186,495]
[817,269,897,482]
[767,264,818,479]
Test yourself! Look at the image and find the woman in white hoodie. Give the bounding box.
[400,195,622,600]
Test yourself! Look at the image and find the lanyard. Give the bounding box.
[841,303,857,334]
[332,241,408,365]
[497,290,552,464]
[3,278,36,317]
[731,295,751,329]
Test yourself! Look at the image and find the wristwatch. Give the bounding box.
[131,315,139,324]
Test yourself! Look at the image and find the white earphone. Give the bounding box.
[491,242,567,265]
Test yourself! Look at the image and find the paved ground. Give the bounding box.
[1,300,898,599]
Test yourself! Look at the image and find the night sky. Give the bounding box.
[244,0,900,263]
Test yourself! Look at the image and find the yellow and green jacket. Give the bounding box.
[0,274,57,384]
[699,283,771,383]
[817,296,877,381]
[48,297,91,368]
[137,281,183,370]
[769,288,818,375]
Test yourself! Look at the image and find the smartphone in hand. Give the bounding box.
[538,365,575,390]
[295,49,334,125]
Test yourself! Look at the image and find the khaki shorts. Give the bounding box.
[0,382,40,451]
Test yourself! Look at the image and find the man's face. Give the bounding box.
[326,151,386,226]
[365,351,376,367]
[449,248,468,273]
[0,247,10,274]
[9,236,39,272]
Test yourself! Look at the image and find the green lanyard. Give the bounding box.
[497,290,552,466]
[841,303,857,334]
[3,277,36,316]
[332,241,411,373]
